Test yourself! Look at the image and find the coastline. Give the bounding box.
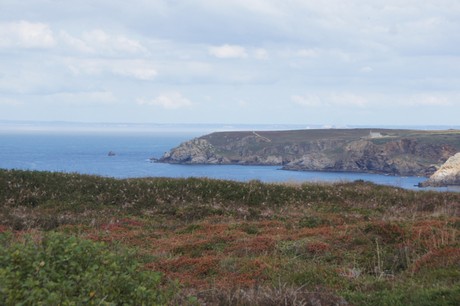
[159,128,460,179]
[1,128,459,192]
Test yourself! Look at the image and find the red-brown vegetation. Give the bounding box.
[1,170,459,305]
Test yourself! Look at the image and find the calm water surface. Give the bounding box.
[1,132,458,192]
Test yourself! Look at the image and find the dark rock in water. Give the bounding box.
[108,151,116,156]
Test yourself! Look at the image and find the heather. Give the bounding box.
[1,169,459,305]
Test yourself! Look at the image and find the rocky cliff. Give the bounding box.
[420,153,460,186]
[158,129,460,177]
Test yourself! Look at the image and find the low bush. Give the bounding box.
[0,232,172,305]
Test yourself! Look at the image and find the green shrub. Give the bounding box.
[344,286,460,306]
[0,232,171,305]
[298,215,329,228]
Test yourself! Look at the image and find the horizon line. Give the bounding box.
[1,119,460,128]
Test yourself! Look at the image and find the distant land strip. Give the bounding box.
[158,128,460,179]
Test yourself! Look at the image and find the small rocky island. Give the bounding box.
[158,129,460,178]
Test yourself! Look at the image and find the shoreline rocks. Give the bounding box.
[420,153,460,187]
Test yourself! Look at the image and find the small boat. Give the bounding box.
[108,151,116,156]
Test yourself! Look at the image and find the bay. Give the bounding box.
[1,131,458,192]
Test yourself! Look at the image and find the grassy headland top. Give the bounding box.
[204,128,460,145]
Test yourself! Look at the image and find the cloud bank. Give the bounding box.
[138,93,192,110]
[0,0,459,125]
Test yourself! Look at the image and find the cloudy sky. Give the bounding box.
[1,0,459,126]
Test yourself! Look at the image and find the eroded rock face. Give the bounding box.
[421,153,460,186]
[282,139,455,176]
[160,138,229,164]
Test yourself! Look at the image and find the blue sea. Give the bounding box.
[1,125,459,192]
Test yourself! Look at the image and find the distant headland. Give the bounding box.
[158,128,460,181]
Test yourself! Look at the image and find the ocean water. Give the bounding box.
[0,131,459,192]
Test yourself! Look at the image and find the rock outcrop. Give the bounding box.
[158,129,460,177]
[420,153,460,186]
[160,138,229,164]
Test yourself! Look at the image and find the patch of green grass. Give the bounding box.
[176,223,202,234]
[172,237,228,258]
[240,223,261,235]
[344,284,460,306]
[298,215,330,228]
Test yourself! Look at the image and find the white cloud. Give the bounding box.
[209,45,271,61]
[112,65,157,80]
[253,48,269,60]
[198,0,284,18]
[0,98,23,106]
[331,93,368,107]
[406,94,453,106]
[65,59,157,80]
[293,92,457,111]
[138,92,192,109]
[225,0,283,16]
[292,93,369,108]
[45,91,116,106]
[59,31,93,53]
[0,21,55,48]
[209,44,248,59]
[297,49,318,58]
[360,66,373,73]
[60,29,147,55]
[1,1,459,125]
[291,94,322,107]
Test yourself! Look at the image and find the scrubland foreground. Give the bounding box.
[0,169,459,305]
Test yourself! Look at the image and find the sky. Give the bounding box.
[0,0,459,126]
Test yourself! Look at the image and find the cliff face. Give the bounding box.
[283,138,454,176]
[158,129,460,177]
[160,138,228,164]
[420,153,460,186]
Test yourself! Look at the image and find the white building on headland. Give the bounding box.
[368,131,383,138]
